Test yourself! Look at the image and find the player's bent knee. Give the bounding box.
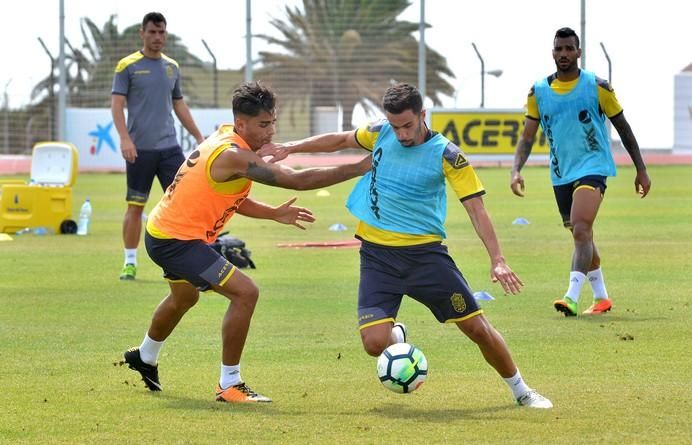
[169,284,200,310]
[240,280,259,300]
[361,334,388,357]
[181,293,200,309]
[174,298,198,313]
[468,326,494,345]
[220,281,259,307]
[240,285,260,306]
[458,317,494,345]
[571,221,593,241]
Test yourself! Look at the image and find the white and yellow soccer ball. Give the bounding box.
[376,343,428,393]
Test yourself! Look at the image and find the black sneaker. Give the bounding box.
[123,347,162,391]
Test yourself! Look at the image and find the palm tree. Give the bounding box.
[255,0,455,132]
[30,37,92,119]
[76,15,140,107]
[78,16,204,107]
[30,15,204,109]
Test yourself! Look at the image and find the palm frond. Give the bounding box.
[255,0,455,130]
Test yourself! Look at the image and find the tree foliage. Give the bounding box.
[30,15,202,108]
[255,0,455,131]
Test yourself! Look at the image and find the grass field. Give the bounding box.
[1,165,690,444]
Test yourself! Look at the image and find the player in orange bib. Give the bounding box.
[122,81,371,403]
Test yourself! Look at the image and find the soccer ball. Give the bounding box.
[376,343,428,393]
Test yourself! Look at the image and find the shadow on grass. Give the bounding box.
[153,391,282,414]
[117,279,163,285]
[567,314,669,323]
[117,384,555,428]
[368,402,516,422]
[148,392,525,423]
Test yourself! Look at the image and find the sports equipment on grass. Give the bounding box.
[376,343,427,394]
[209,233,255,269]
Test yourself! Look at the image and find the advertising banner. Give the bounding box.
[429,108,550,154]
[65,108,233,171]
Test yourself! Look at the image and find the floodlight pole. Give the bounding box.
[418,0,426,102]
[38,37,55,140]
[471,42,485,108]
[600,41,613,145]
[471,43,502,109]
[202,39,218,107]
[580,0,586,69]
[64,38,81,106]
[57,0,66,140]
[599,42,611,84]
[245,0,253,81]
[3,79,11,153]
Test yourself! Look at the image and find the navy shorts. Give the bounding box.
[357,239,481,329]
[553,175,607,228]
[126,145,185,205]
[145,231,235,291]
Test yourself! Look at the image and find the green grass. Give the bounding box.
[1,165,690,444]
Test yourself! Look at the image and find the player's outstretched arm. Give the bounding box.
[237,197,315,230]
[610,113,651,198]
[462,196,524,295]
[510,119,539,197]
[257,131,361,163]
[211,148,371,191]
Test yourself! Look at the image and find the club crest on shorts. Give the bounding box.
[450,293,466,313]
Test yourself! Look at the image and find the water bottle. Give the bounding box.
[77,199,92,236]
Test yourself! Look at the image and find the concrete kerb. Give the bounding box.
[1,150,691,175]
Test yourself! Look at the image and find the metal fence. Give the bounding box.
[1,1,456,155]
[8,1,668,156]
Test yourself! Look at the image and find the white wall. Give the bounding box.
[674,73,692,149]
[65,108,233,171]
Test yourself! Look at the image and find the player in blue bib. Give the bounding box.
[260,83,553,409]
[511,27,651,316]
